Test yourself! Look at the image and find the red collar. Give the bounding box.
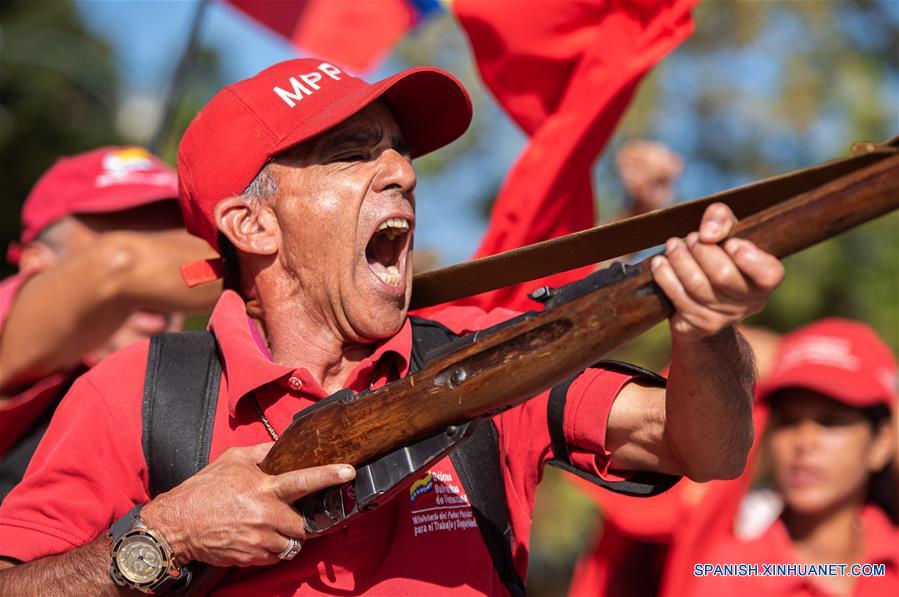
[859,505,899,566]
[753,504,899,593]
[208,291,411,416]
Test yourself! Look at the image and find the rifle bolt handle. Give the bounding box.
[450,369,467,386]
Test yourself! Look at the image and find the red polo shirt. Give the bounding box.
[0,274,86,457]
[668,504,898,597]
[0,290,637,595]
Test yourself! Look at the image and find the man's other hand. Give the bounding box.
[650,202,784,342]
[141,443,355,567]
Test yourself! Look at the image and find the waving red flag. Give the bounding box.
[225,0,441,72]
[421,0,697,315]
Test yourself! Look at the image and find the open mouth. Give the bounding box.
[365,216,412,288]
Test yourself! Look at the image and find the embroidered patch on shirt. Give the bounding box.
[409,469,477,537]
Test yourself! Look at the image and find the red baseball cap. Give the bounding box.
[758,318,897,411]
[177,58,472,285]
[8,146,178,263]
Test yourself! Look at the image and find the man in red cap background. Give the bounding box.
[661,318,897,597]
[0,146,220,498]
[0,59,784,595]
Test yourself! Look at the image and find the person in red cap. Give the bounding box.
[660,318,897,597]
[0,146,220,498]
[0,59,785,595]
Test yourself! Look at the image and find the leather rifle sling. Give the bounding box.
[410,137,898,310]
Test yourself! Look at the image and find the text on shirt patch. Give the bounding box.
[409,470,477,537]
[273,63,345,107]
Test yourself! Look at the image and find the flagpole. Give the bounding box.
[150,0,212,153]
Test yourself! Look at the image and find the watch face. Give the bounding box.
[115,532,166,585]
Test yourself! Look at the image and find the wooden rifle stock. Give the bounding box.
[260,153,899,476]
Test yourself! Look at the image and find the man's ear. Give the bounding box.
[215,196,280,256]
[18,241,57,275]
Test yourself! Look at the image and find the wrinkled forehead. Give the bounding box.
[278,103,408,165]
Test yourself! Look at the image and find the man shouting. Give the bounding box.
[0,59,783,595]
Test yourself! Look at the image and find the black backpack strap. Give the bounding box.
[409,316,526,597]
[143,331,222,497]
[547,359,681,497]
[449,424,526,597]
[408,315,459,372]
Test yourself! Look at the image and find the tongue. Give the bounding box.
[366,231,398,273]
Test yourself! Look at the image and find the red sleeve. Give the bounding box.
[562,368,635,477]
[0,272,71,456]
[0,343,150,562]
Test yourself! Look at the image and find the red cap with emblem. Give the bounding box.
[177,58,472,285]
[758,318,897,410]
[9,146,178,264]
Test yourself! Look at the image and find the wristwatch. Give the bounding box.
[108,505,191,594]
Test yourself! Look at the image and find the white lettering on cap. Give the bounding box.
[319,63,342,80]
[300,72,322,90]
[273,77,313,108]
[778,336,860,371]
[272,63,345,108]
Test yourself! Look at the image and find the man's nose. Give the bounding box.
[372,148,417,197]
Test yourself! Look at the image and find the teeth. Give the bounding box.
[377,218,410,232]
[376,265,402,287]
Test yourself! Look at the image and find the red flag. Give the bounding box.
[225,0,418,71]
[418,0,697,315]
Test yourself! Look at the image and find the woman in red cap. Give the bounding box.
[661,318,897,597]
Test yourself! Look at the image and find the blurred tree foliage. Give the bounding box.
[151,43,225,164]
[0,0,224,282]
[0,0,122,278]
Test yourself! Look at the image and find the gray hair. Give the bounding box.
[240,162,278,203]
[220,163,278,293]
